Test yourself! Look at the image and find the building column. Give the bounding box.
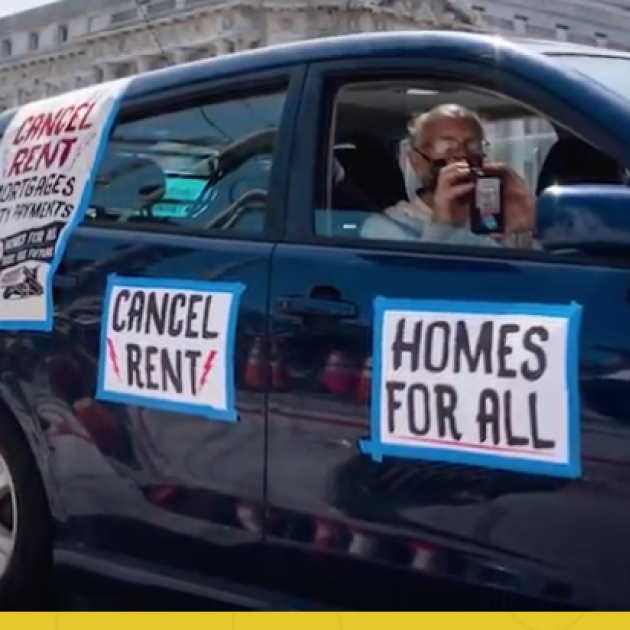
[98,62,117,82]
[42,80,57,97]
[74,69,96,88]
[135,56,153,74]
[214,38,230,56]
[170,48,190,65]
[245,33,261,49]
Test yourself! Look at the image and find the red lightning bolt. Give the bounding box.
[199,350,217,391]
[106,337,121,381]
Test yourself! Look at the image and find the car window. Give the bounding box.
[314,81,552,245]
[313,79,624,251]
[481,116,556,191]
[552,55,630,104]
[85,88,287,235]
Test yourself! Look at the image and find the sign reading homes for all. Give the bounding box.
[0,80,129,330]
[360,298,583,479]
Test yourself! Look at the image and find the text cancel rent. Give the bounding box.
[96,276,244,421]
[0,79,129,329]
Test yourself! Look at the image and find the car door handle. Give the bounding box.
[277,296,358,319]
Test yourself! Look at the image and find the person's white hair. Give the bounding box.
[410,104,484,148]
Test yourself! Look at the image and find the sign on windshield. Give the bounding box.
[152,173,208,218]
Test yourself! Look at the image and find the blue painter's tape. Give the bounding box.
[95,274,245,423]
[0,81,129,332]
[359,297,583,479]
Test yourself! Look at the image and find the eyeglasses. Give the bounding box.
[414,137,489,159]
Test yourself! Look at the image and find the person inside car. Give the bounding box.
[360,104,537,248]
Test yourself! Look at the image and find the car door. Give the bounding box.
[6,67,304,587]
[265,49,630,610]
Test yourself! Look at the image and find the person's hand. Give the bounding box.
[485,163,535,234]
[432,161,475,226]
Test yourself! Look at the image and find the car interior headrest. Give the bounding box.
[333,135,408,210]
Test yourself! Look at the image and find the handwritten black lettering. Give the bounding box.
[113,290,221,341]
[529,392,555,449]
[163,347,183,395]
[127,291,145,334]
[112,290,130,333]
[504,390,529,447]
[186,349,202,396]
[122,342,207,397]
[168,293,186,337]
[476,388,501,446]
[497,323,519,379]
[145,291,168,336]
[391,317,423,372]
[386,380,405,434]
[126,343,143,389]
[424,321,450,373]
[144,345,159,391]
[434,383,461,441]
[522,326,549,381]
[185,294,203,339]
[454,320,493,374]
[406,383,431,436]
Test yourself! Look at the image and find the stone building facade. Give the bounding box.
[0,0,479,111]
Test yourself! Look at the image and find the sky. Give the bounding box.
[0,0,57,19]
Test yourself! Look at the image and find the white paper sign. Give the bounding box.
[96,275,244,421]
[360,298,582,478]
[0,79,130,330]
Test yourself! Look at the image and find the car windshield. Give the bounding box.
[550,54,630,103]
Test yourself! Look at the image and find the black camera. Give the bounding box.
[466,161,505,235]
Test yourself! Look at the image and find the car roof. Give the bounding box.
[125,30,630,101]
[2,30,630,127]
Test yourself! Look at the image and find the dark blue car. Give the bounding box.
[2,30,630,611]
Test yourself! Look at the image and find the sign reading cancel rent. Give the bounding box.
[360,298,582,478]
[0,79,129,330]
[96,275,244,421]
